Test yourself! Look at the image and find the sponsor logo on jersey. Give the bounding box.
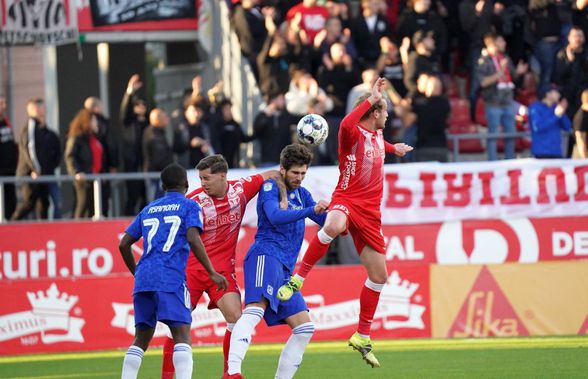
[263,182,273,192]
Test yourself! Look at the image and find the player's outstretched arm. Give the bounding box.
[119,233,139,275]
[187,227,228,290]
[391,143,413,157]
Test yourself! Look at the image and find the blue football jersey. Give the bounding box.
[247,179,326,272]
[126,192,203,293]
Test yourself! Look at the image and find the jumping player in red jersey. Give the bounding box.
[161,155,283,378]
[277,78,413,368]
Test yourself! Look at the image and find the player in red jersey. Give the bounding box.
[277,78,413,368]
[161,155,283,378]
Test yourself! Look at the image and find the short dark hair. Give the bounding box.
[280,144,313,170]
[196,154,229,173]
[160,163,187,190]
[27,97,44,106]
[354,93,384,121]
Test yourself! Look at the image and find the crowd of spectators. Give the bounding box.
[2,0,588,222]
[231,0,588,163]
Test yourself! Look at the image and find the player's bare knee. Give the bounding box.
[369,271,388,284]
[323,222,344,238]
[225,310,242,324]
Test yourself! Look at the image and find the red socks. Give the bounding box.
[161,336,175,379]
[358,280,384,336]
[223,329,232,373]
[298,234,331,278]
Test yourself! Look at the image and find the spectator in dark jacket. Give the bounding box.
[173,102,216,168]
[410,75,450,162]
[404,30,441,96]
[350,0,393,67]
[251,94,296,166]
[11,98,61,221]
[554,26,588,120]
[216,99,253,168]
[232,0,268,79]
[120,74,148,215]
[460,0,501,119]
[573,89,588,158]
[257,14,291,98]
[143,109,173,201]
[64,109,103,219]
[396,0,448,56]
[317,42,361,118]
[0,95,17,220]
[529,86,571,158]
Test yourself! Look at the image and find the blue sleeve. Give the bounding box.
[560,114,572,132]
[302,188,326,226]
[125,213,142,240]
[186,200,203,233]
[259,180,315,226]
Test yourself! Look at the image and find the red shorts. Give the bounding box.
[185,270,240,310]
[329,199,386,255]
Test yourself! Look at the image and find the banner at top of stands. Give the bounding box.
[77,0,198,33]
[200,159,588,227]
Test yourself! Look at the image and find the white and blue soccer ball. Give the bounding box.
[296,114,329,146]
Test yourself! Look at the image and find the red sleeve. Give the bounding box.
[241,174,265,201]
[186,187,203,200]
[341,99,372,132]
[286,5,298,20]
[384,141,396,153]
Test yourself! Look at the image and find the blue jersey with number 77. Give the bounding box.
[125,192,203,294]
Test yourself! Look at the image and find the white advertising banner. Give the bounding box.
[187,159,588,226]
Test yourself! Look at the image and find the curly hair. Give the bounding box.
[280,144,313,170]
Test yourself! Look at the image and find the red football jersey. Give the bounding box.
[332,100,395,211]
[186,174,264,272]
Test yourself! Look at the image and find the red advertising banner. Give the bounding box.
[1,216,587,282]
[0,263,429,355]
[382,216,588,266]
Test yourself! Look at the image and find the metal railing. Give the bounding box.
[447,131,531,162]
[0,172,161,224]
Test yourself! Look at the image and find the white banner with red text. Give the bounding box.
[188,159,588,226]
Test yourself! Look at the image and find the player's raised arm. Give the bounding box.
[187,227,228,290]
[118,233,139,275]
[341,77,387,130]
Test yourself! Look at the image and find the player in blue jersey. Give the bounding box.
[224,144,329,379]
[119,163,228,379]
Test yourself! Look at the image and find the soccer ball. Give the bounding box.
[297,114,329,146]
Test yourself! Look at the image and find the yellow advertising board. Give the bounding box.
[431,261,588,338]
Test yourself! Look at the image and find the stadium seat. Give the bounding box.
[447,123,485,153]
[448,98,472,127]
[442,74,460,99]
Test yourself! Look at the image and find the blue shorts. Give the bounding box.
[244,252,308,327]
[133,283,192,329]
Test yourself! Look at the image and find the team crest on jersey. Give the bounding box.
[263,182,273,192]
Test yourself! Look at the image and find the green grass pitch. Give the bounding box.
[1,337,587,379]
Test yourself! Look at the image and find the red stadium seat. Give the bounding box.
[448,98,472,127]
[447,123,485,153]
[442,74,460,98]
